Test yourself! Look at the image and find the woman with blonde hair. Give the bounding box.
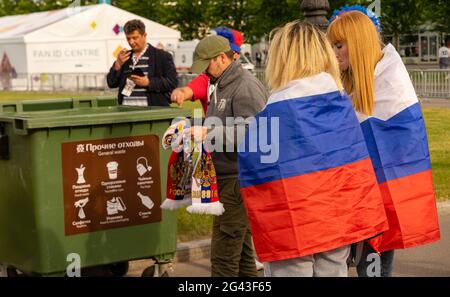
[237,21,388,277]
[327,7,440,277]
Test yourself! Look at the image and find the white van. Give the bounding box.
[174,40,199,72]
[238,54,255,74]
[174,40,255,74]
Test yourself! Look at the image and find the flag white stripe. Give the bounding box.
[359,44,419,123]
[267,72,340,106]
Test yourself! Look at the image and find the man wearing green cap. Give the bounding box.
[190,35,268,277]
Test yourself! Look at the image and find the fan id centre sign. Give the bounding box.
[27,42,108,73]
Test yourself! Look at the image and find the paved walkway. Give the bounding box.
[421,98,450,108]
[128,202,450,277]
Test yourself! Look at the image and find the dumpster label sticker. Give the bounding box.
[62,135,162,235]
[75,164,87,184]
[74,198,89,219]
[106,197,126,215]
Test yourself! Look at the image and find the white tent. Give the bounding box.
[0,3,180,89]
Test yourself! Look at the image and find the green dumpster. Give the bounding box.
[0,97,191,276]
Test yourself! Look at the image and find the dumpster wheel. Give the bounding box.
[107,261,129,277]
[3,266,39,277]
[6,267,20,277]
[141,262,171,277]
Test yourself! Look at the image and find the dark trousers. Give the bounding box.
[356,241,395,277]
[210,178,257,277]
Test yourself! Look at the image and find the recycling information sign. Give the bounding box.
[62,135,162,235]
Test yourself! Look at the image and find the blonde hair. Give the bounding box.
[327,11,383,115]
[265,20,343,92]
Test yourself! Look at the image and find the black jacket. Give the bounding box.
[106,44,178,106]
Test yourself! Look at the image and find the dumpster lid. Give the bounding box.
[0,98,192,135]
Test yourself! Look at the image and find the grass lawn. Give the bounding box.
[0,92,448,242]
[423,108,450,201]
[176,209,213,242]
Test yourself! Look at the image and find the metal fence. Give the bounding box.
[409,70,450,99]
[178,72,197,88]
[254,69,450,99]
[0,73,110,92]
[1,72,200,92]
[255,69,450,99]
[254,69,267,89]
[0,71,259,92]
[2,69,449,100]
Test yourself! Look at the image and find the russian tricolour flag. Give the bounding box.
[238,73,388,263]
[359,44,440,252]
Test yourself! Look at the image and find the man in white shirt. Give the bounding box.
[438,38,450,69]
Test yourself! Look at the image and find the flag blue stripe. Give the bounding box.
[360,102,431,184]
[238,91,370,188]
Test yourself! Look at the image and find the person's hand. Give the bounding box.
[190,126,208,142]
[114,49,131,70]
[130,75,150,87]
[171,88,186,106]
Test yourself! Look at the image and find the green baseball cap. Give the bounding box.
[191,35,231,74]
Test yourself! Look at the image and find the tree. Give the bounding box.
[326,0,435,46]
[2,0,446,44]
[159,0,211,40]
[424,0,450,34]
[381,0,426,35]
[0,0,39,16]
[245,0,303,41]
[0,0,97,16]
[378,0,428,48]
[39,0,78,11]
[328,0,361,15]
[113,0,165,22]
[205,0,257,37]
[0,0,15,17]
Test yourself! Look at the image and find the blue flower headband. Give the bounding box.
[329,4,381,32]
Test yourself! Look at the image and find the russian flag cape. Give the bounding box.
[359,44,440,252]
[238,73,388,263]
